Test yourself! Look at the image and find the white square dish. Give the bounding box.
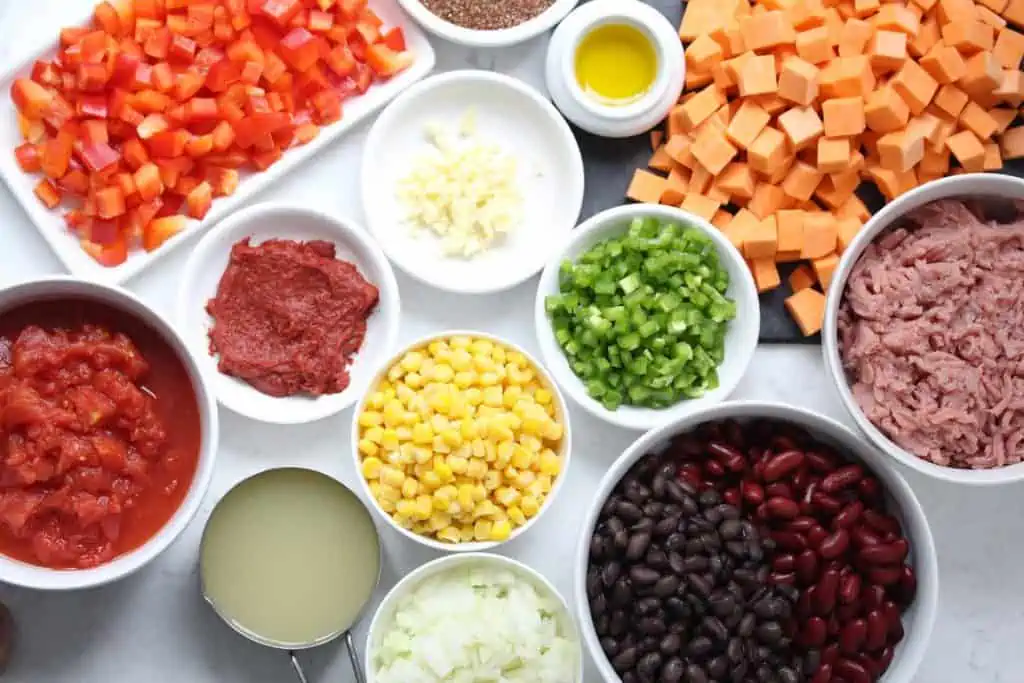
[0,0,435,284]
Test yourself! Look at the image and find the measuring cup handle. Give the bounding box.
[289,652,310,683]
[344,631,368,683]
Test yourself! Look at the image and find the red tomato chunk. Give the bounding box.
[9,0,414,268]
[0,302,201,569]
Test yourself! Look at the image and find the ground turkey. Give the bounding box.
[838,199,1024,469]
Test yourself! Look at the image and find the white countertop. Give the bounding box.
[0,3,1019,682]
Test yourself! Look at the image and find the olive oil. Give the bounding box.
[574,24,658,105]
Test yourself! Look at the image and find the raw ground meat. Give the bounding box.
[838,199,1024,469]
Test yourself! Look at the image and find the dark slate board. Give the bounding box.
[571,0,1024,343]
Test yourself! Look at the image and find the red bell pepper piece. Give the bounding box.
[78,94,110,119]
[146,130,189,158]
[143,215,187,251]
[133,162,164,200]
[79,141,120,174]
[31,61,63,88]
[137,113,170,139]
[11,79,54,119]
[81,119,109,145]
[169,34,197,62]
[279,28,322,72]
[82,235,128,267]
[96,185,127,218]
[186,180,213,219]
[381,27,406,52]
[14,143,42,172]
[260,0,303,26]
[232,111,291,148]
[86,218,120,245]
[365,44,412,78]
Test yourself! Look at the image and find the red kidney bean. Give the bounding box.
[806,450,840,472]
[740,480,764,506]
[773,553,796,572]
[867,565,902,586]
[678,464,702,486]
[766,496,800,519]
[811,663,833,683]
[723,488,741,506]
[821,464,863,493]
[876,646,895,674]
[851,524,883,547]
[815,568,839,614]
[858,476,882,500]
[862,509,899,535]
[835,658,871,683]
[791,467,810,493]
[839,618,867,654]
[838,572,861,605]
[803,479,818,504]
[807,525,829,548]
[822,643,840,666]
[862,584,887,611]
[883,601,904,640]
[770,571,796,585]
[836,602,861,622]
[859,539,908,565]
[832,501,864,529]
[787,516,817,532]
[704,460,726,477]
[827,614,841,635]
[772,531,808,552]
[802,616,828,647]
[895,565,917,605]
[812,491,844,515]
[726,454,746,472]
[765,482,795,499]
[753,461,766,479]
[818,529,851,559]
[854,653,880,678]
[763,449,805,481]
[795,550,819,584]
[798,588,815,619]
[865,610,887,651]
[708,441,741,463]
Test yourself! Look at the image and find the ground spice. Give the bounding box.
[420,0,556,30]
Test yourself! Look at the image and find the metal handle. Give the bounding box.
[287,633,365,683]
[289,652,309,683]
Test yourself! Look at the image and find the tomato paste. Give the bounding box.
[207,238,379,397]
[0,301,201,569]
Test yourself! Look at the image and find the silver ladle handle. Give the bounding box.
[288,633,366,683]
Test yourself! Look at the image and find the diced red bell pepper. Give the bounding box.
[94,2,122,34]
[316,0,336,8]
[296,63,329,98]
[132,62,154,90]
[205,166,239,196]
[194,46,226,73]
[169,34,198,62]
[17,115,47,144]
[96,185,127,218]
[14,143,42,172]
[186,134,214,157]
[133,162,164,200]
[250,147,282,170]
[232,111,291,148]
[113,0,136,35]
[87,218,120,245]
[60,26,91,47]
[114,171,137,199]
[34,179,63,209]
[78,93,110,119]
[338,0,367,18]
[310,89,342,124]
[204,150,248,168]
[294,122,319,145]
[41,138,72,178]
[186,97,219,122]
[325,44,356,76]
[143,26,171,59]
[260,0,303,26]
[137,113,170,139]
[240,60,263,84]
[58,168,91,195]
[279,28,321,72]
[81,119,109,144]
[122,138,150,170]
[31,60,63,88]
[352,21,380,46]
[134,0,166,20]
[365,44,412,78]
[131,89,171,113]
[210,120,236,151]
[188,3,217,28]
[43,94,75,131]
[217,95,246,122]
[146,129,189,158]
[308,10,334,32]
[143,215,187,251]
[79,31,110,63]
[152,62,175,92]
[65,209,89,233]
[82,235,128,267]
[262,51,288,85]
[354,62,373,93]
[111,52,141,87]
[186,180,213,218]
[226,40,264,65]
[79,141,120,174]
[381,27,406,52]
[128,197,163,240]
[205,60,240,91]
[11,79,54,119]
[174,70,206,100]
[76,63,110,93]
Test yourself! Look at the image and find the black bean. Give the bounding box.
[687,636,713,658]
[601,636,618,656]
[654,515,678,536]
[590,535,605,560]
[755,621,783,645]
[668,551,685,574]
[709,593,736,618]
[681,555,709,573]
[637,652,662,678]
[662,657,685,683]
[704,506,723,525]
[587,567,602,598]
[738,613,756,637]
[643,501,664,518]
[632,518,655,534]
[609,610,628,636]
[685,663,708,683]
[687,573,712,598]
[753,598,777,620]
[622,673,638,683]
[755,664,773,682]
[601,561,621,587]
[613,647,638,672]
[638,618,666,636]
[652,474,668,500]
[707,655,729,679]
[654,575,680,598]
[726,637,744,663]
[609,579,631,608]
[590,593,607,616]
[725,541,747,558]
[729,661,748,682]
[626,532,652,560]
[636,597,660,616]
[664,480,688,504]
[601,495,620,517]
[709,554,725,577]
[698,490,721,508]
[665,532,686,552]
[630,566,659,585]
[680,496,699,517]
[625,483,651,505]
[659,633,682,655]
[595,613,609,636]
[802,649,821,674]
[778,667,799,683]
[684,538,704,556]
[606,516,625,534]
[639,635,659,653]
[719,519,743,540]
[613,529,629,552]
[665,597,690,620]
[702,616,729,642]
[617,501,643,523]
[646,549,668,569]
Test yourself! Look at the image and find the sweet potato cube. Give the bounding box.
[817,137,851,172]
[626,169,668,203]
[933,84,970,117]
[782,161,824,201]
[869,30,908,71]
[994,69,1024,104]
[778,56,820,105]
[946,129,986,171]
[820,56,875,99]
[788,264,817,291]
[959,52,1004,100]
[960,101,1000,139]
[717,162,757,198]
[891,59,938,114]
[748,126,790,173]
[785,288,827,335]
[812,253,840,290]
[750,257,782,292]
[920,45,966,86]
[691,126,739,175]
[865,86,911,132]
[748,184,789,219]
[681,193,721,221]
[745,215,779,258]
[994,28,1024,69]
[740,11,797,52]
[837,19,873,58]
[649,145,674,173]
[660,167,689,205]
[1001,125,1024,157]
[739,54,779,96]
[778,106,825,149]
[726,100,771,149]
[722,208,761,251]
[941,20,995,54]
[679,85,727,131]
[801,213,838,258]
[875,4,921,36]
[822,97,866,137]
[796,26,835,63]
[910,17,940,58]
[853,0,880,19]
[836,217,862,253]
[711,209,734,229]
[878,130,925,171]
[983,141,1004,169]
[688,33,726,71]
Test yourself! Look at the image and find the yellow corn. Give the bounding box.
[401,478,420,499]
[490,520,511,541]
[358,439,378,457]
[380,466,405,489]
[437,526,461,543]
[473,520,493,541]
[400,351,423,372]
[521,495,540,518]
[361,457,383,479]
[507,506,526,526]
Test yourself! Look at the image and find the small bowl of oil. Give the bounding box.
[545,0,685,138]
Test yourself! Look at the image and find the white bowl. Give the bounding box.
[534,204,760,431]
[0,277,218,590]
[177,203,400,425]
[350,330,572,553]
[822,173,1024,486]
[361,70,585,295]
[365,552,583,682]
[396,0,580,47]
[574,401,939,683]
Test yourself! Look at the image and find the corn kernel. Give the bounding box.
[507,506,525,526]
[495,487,520,506]
[473,519,493,541]
[479,371,499,386]
[387,364,404,382]
[491,345,507,364]
[447,454,469,475]
[414,446,433,464]
[470,338,492,354]
[507,351,527,367]
[489,423,514,442]
[537,474,553,493]
[411,422,432,445]
[404,371,424,389]
[380,466,405,489]
[383,399,404,427]
[483,470,502,491]
[450,335,472,349]
[364,425,384,444]
[421,471,442,490]
[472,484,487,502]
[466,458,488,480]
[451,348,472,371]
[377,497,396,513]
[432,364,454,382]
[401,478,420,499]
[367,392,387,410]
[427,340,449,357]
[457,484,475,509]
[535,388,552,404]
[428,511,450,530]
[459,526,476,542]
[465,387,483,405]
[434,460,454,482]
[527,481,546,499]
[361,457,383,479]
[396,500,415,517]
[521,435,542,454]
[437,526,461,543]
[490,520,511,541]
[358,411,382,428]
[377,484,400,503]
[357,439,378,457]
[400,351,423,372]
[483,386,503,407]
[439,429,462,449]
[515,470,537,490]
[521,495,540,517]
[539,450,561,476]
[512,446,535,470]
[473,500,498,518]
[453,371,475,389]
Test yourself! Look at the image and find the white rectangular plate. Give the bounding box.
[0,0,435,284]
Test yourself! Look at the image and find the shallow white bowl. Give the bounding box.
[350,330,572,553]
[574,401,939,683]
[396,0,580,48]
[0,277,218,590]
[534,204,760,431]
[361,70,584,295]
[365,552,583,682]
[822,173,1024,486]
[177,203,400,425]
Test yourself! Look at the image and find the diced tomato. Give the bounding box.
[143,215,187,251]
[87,218,120,245]
[65,208,89,233]
[279,28,321,72]
[94,2,122,35]
[79,141,120,174]
[11,79,54,119]
[146,129,188,157]
[58,168,91,195]
[81,119,109,145]
[152,62,175,92]
[133,162,164,200]
[82,235,128,267]
[14,143,42,172]
[95,186,127,218]
[169,34,197,62]
[364,44,412,78]
[185,180,213,218]
[137,113,169,139]
[380,27,405,52]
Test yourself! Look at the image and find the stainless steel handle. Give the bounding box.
[344,631,367,683]
[289,652,309,683]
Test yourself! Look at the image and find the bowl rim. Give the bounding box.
[176,201,402,425]
[360,69,585,295]
[533,203,760,431]
[349,329,573,553]
[395,0,581,47]
[0,276,219,590]
[822,173,1024,485]
[572,400,939,683]
[363,551,583,682]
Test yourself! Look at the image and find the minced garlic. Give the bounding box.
[396,110,523,258]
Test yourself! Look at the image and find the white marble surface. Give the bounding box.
[0,3,1020,682]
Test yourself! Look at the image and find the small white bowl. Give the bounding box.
[361,70,584,295]
[574,401,939,683]
[396,0,580,48]
[350,330,572,553]
[0,277,218,590]
[534,204,760,431]
[823,173,1024,486]
[177,203,400,425]
[546,0,686,138]
[365,552,583,682]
